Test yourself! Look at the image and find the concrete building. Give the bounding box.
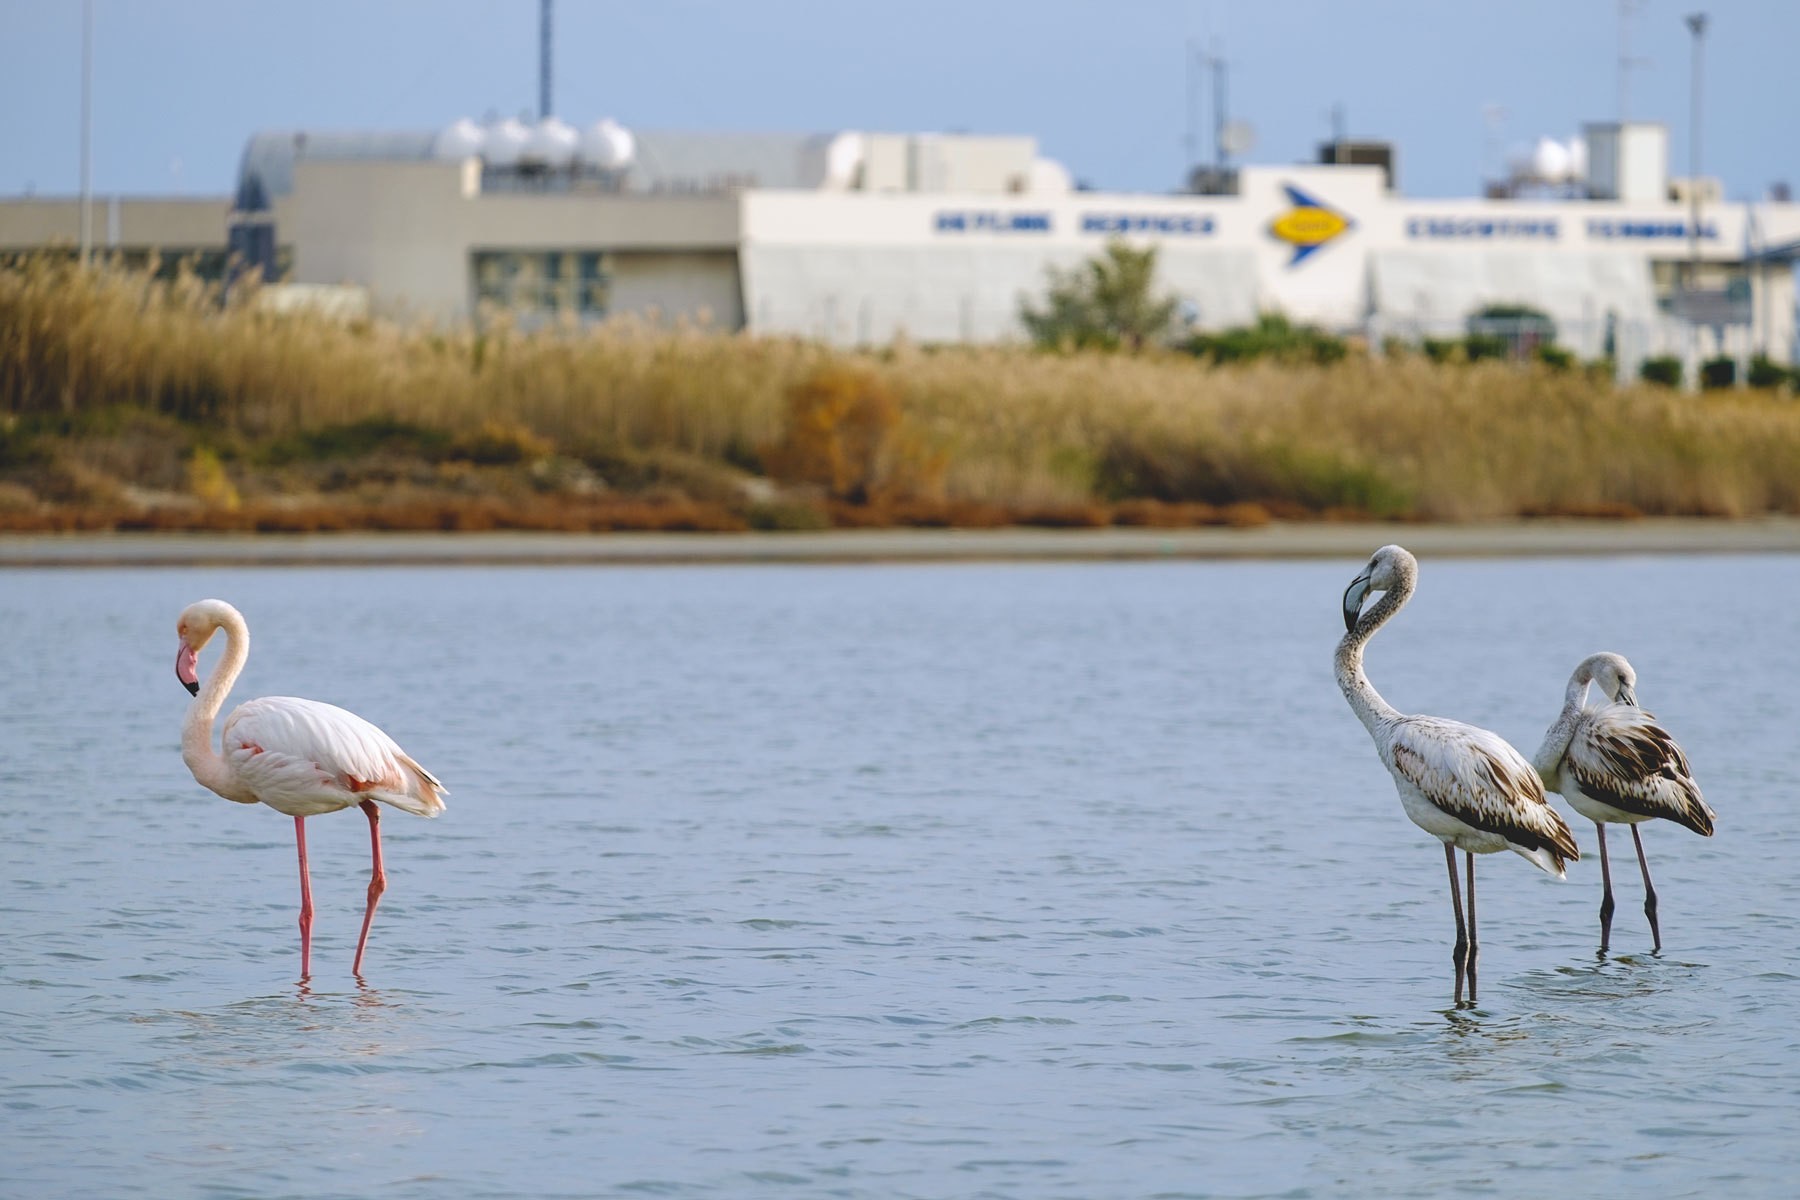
[0,195,239,278]
[4,118,1798,377]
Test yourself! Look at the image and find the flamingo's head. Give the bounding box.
[1578,651,1638,707]
[175,599,240,697]
[1342,544,1417,632]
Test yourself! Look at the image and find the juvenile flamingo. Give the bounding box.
[176,599,446,978]
[1336,546,1579,1006]
[1532,652,1713,954]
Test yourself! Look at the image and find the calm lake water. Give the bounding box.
[3,554,1798,1198]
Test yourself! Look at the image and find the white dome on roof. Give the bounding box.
[524,117,579,167]
[1565,135,1588,181]
[482,117,531,167]
[821,132,864,188]
[1531,136,1573,183]
[1029,157,1073,195]
[433,118,485,160]
[580,118,635,169]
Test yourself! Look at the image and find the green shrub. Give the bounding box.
[1462,333,1510,362]
[1534,345,1576,371]
[1748,356,1792,391]
[1639,356,1683,388]
[1700,357,1736,390]
[1186,313,1348,366]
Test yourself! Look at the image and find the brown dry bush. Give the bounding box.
[761,365,909,503]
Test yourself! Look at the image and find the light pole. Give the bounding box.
[1684,12,1707,381]
[539,0,552,120]
[1685,13,1707,297]
[79,0,93,267]
[1184,38,1198,182]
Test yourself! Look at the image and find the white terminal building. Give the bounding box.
[4,117,1798,377]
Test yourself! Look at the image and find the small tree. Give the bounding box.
[1020,241,1180,351]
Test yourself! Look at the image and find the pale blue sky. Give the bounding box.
[2,0,1795,200]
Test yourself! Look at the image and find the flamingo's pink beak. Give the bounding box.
[176,643,200,696]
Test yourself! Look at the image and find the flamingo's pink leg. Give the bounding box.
[352,800,387,976]
[294,816,313,980]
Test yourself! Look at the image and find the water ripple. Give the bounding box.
[3,558,1800,1198]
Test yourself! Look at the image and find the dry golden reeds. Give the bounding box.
[5,253,1800,529]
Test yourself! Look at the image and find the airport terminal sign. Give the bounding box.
[932,210,1218,236]
[933,210,1051,234]
[1587,218,1719,240]
[1406,217,1560,240]
[1079,213,1215,236]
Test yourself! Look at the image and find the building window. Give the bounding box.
[472,250,611,317]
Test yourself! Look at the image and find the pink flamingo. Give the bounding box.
[176,599,446,978]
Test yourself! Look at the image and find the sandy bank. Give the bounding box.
[3,518,1799,568]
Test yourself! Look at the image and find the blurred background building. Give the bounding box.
[4,115,1797,379]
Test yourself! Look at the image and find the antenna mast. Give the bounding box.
[1618,0,1649,122]
[539,0,553,119]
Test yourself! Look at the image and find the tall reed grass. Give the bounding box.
[5,254,1799,527]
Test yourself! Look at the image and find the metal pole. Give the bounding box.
[1684,11,1707,382]
[1184,38,1197,179]
[539,0,552,120]
[1211,42,1226,170]
[1686,13,1707,295]
[79,0,93,267]
[1618,1,1628,122]
[1618,0,1646,124]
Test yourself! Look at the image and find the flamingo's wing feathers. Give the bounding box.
[1568,704,1713,835]
[223,696,446,816]
[1390,717,1580,865]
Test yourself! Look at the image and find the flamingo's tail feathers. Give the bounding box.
[1550,817,1581,867]
[1675,788,1716,838]
[1514,816,1580,878]
[375,753,448,817]
[1513,843,1572,879]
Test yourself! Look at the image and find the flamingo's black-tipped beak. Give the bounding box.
[1616,684,1638,707]
[177,643,200,696]
[1342,572,1373,632]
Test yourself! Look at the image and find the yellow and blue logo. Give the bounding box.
[1269,184,1353,265]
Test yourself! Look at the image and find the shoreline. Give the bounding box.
[4,517,1800,568]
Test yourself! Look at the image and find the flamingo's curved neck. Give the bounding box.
[182,611,250,801]
[1529,670,1592,786]
[1334,568,1410,734]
